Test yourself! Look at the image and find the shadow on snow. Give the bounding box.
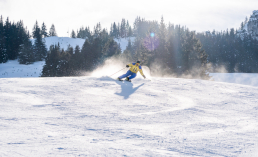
[114,81,145,99]
[98,76,145,99]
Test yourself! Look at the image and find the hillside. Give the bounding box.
[0,76,258,156]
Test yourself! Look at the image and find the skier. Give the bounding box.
[117,61,146,82]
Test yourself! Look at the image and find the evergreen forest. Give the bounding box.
[1,15,258,79]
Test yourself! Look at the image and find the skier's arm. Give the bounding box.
[139,68,146,79]
[126,63,133,68]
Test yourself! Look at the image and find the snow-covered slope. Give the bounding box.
[0,76,257,156]
[210,73,258,87]
[0,60,44,78]
[114,37,135,52]
[31,36,135,52]
[31,36,86,51]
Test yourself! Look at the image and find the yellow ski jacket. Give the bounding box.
[127,63,145,76]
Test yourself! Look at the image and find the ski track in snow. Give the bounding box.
[0,76,258,156]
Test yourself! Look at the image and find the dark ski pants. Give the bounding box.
[119,70,136,79]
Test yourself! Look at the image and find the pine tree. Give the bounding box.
[32,21,40,38]
[4,17,12,60]
[181,29,195,73]
[126,20,130,38]
[41,22,48,38]
[102,38,121,59]
[110,23,113,36]
[19,31,35,64]
[0,15,8,63]
[73,45,83,70]
[81,39,92,71]
[240,22,244,30]
[180,29,209,78]
[122,39,134,61]
[120,19,126,38]
[93,23,102,38]
[244,16,248,25]
[49,24,57,36]
[71,30,76,38]
[33,21,47,61]
[117,24,120,39]
[154,16,169,73]
[128,26,133,37]
[41,44,61,77]
[111,22,118,38]
[91,37,102,68]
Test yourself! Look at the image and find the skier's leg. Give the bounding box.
[118,70,131,79]
[128,73,136,79]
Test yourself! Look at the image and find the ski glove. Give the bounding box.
[126,65,129,68]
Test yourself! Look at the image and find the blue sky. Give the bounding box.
[0,0,257,37]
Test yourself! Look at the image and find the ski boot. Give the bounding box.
[125,77,131,82]
[117,77,123,81]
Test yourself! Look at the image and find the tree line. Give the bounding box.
[1,15,257,79]
[0,16,57,64]
[197,29,258,73]
[64,17,209,78]
[41,36,121,77]
[121,17,209,78]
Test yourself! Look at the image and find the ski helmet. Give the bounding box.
[136,61,140,64]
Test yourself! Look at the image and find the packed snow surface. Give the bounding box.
[0,60,44,78]
[0,76,258,156]
[1,37,258,156]
[210,73,258,87]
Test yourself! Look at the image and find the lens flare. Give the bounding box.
[143,34,159,51]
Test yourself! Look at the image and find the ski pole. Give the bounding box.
[109,67,126,77]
